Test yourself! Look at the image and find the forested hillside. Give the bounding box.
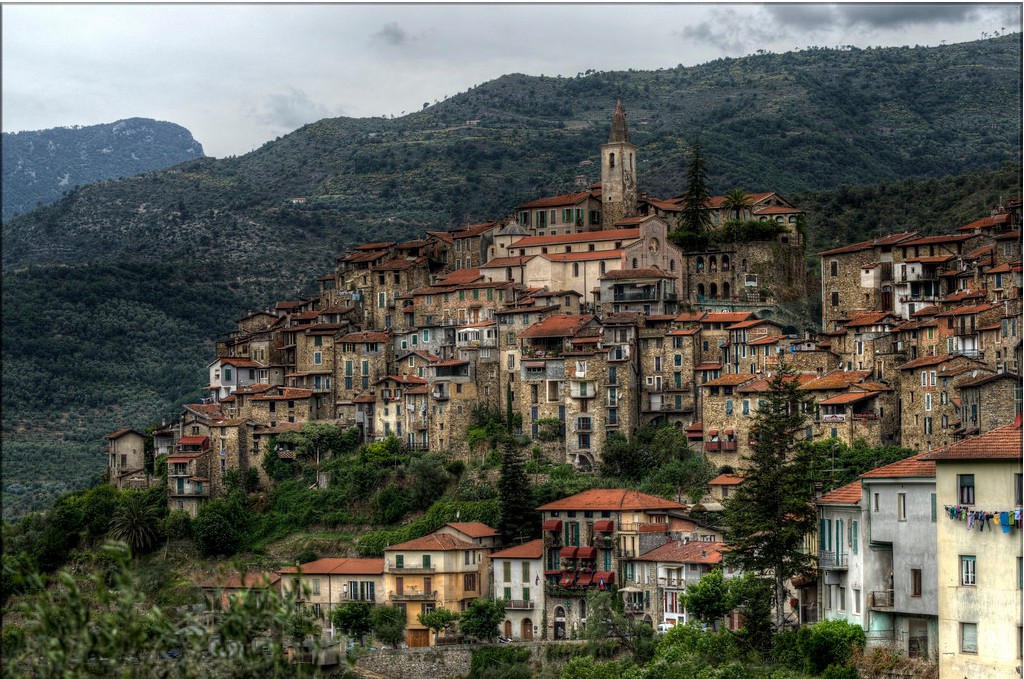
[2,36,1021,519]
[2,118,204,222]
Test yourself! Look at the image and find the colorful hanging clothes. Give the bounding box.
[1001,512,1011,534]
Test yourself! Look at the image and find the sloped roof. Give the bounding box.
[703,374,758,387]
[519,314,596,338]
[386,533,478,552]
[818,232,917,256]
[509,228,640,248]
[435,268,484,285]
[277,558,385,576]
[860,451,935,479]
[445,522,500,538]
[537,489,685,512]
[709,473,744,486]
[106,428,141,440]
[516,191,594,210]
[599,267,672,280]
[817,481,862,505]
[923,419,1023,461]
[634,539,724,564]
[490,538,545,560]
[451,221,498,238]
[542,250,624,262]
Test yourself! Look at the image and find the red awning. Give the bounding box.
[542,519,563,532]
[594,571,614,589]
[594,519,614,532]
[707,429,719,436]
[560,546,579,559]
[559,573,576,587]
[178,436,208,445]
[576,547,597,560]
[575,572,594,586]
[725,428,734,435]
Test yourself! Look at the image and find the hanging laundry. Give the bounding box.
[1001,512,1011,534]
[967,512,975,529]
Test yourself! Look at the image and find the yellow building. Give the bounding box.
[277,557,385,628]
[925,419,1022,678]
[383,527,494,647]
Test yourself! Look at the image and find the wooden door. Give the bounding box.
[522,619,533,641]
[407,629,430,648]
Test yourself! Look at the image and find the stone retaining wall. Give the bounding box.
[353,642,547,679]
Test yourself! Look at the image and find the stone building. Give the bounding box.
[896,353,992,451]
[104,428,149,490]
[819,233,918,330]
[600,99,638,228]
[536,489,687,640]
[278,558,386,624]
[626,540,732,630]
[954,371,1022,439]
[167,434,213,517]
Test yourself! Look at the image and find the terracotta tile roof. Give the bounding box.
[817,391,879,406]
[373,257,422,271]
[277,558,385,576]
[860,451,935,479]
[897,354,957,370]
[696,362,723,370]
[843,312,897,328]
[253,387,313,400]
[510,228,640,248]
[747,335,781,346]
[911,305,943,317]
[427,231,455,244]
[817,481,862,505]
[106,428,140,440]
[727,319,777,330]
[701,312,755,324]
[958,213,1013,231]
[340,331,392,343]
[480,256,534,268]
[446,522,500,538]
[799,370,870,390]
[356,241,397,251]
[353,393,375,404]
[901,233,975,246]
[599,267,672,280]
[184,402,225,418]
[516,191,594,210]
[490,538,545,560]
[452,221,498,238]
[537,489,685,512]
[956,371,1021,389]
[542,250,624,262]
[519,314,596,338]
[942,290,987,303]
[376,374,428,385]
[818,232,917,256]
[669,328,701,336]
[435,268,484,285]
[634,539,724,564]
[199,572,281,589]
[935,303,999,317]
[710,473,744,486]
[177,435,209,446]
[738,373,817,393]
[994,229,1022,241]
[754,205,800,215]
[703,374,758,387]
[923,420,1023,460]
[905,255,954,264]
[986,263,1013,274]
[386,533,478,552]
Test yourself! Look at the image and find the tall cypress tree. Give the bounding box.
[679,139,713,235]
[722,359,820,629]
[497,436,534,542]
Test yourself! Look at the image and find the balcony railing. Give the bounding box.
[385,564,436,574]
[656,577,685,588]
[624,602,645,613]
[720,441,737,451]
[818,551,848,570]
[503,599,535,610]
[869,590,894,609]
[389,590,437,601]
[432,388,450,400]
[170,484,210,498]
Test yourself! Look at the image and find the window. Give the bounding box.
[312,578,321,596]
[851,520,858,554]
[464,573,476,592]
[873,493,879,512]
[958,474,975,504]
[503,561,511,582]
[911,569,922,597]
[831,291,839,306]
[930,493,937,522]
[853,588,861,614]
[961,622,978,653]
[897,493,907,521]
[1016,473,1023,506]
[313,351,322,365]
[422,555,431,568]
[522,562,530,582]
[961,555,976,586]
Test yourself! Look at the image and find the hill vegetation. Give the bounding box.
[2,118,204,222]
[1,37,1021,519]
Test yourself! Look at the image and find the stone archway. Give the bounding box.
[554,606,567,639]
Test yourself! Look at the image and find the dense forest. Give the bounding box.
[2,118,204,222]
[2,36,1021,519]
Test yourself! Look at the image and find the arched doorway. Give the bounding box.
[723,282,731,299]
[522,618,534,641]
[554,606,567,639]
[710,283,718,298]
[504,620,513,639]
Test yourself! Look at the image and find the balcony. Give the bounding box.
[869,590,894,609]
[432,386,450,400]
[389,590,437,601]
[503,600,535,610]
[607,347,631,362]
[385,564,436,575]
[818,551,848,570]
[624,601,645,613]
[569,383,596,399]
[720,441,737,451]
[705,441,721,452]
[657,577,684,589]
[170,483,210,498]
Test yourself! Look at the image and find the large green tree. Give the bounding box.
[722,360,821,629]
[370,605,406,648]
[721,187,753,222]
[677,139,713,235]
[108,492,161,557]
[459,598,505,642]
[418,607,459,641]
[583,590,656,665]
[497,437,535,542]
[331,602,372,645]
[681,568,731,631]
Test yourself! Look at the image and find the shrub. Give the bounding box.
[469,646,531,679]
[796,620,866,674]
[821,665,859,679]
[295,549,318,564]
[162,510,192,539]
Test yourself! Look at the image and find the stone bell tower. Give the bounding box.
[600,100,638,229]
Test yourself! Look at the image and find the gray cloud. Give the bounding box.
[253,88,334,131]
[675,9,753,53]
[764,4,840,30]
[373,21,409,46]
[837,4,983,27]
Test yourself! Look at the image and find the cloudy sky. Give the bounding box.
[3,3,1020,158]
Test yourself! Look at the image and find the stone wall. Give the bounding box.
[352,642,549,679]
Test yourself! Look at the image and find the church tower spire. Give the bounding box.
[600,100,637,229]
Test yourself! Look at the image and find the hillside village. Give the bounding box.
[103,102,1023,677]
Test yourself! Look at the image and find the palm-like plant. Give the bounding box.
[108,493,161,556]
[722,187,753,222]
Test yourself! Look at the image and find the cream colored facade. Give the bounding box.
[933,454,1023,678]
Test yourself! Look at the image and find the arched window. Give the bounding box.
[696,256,705,272]
[609,153,615,168]
[741,259,748,272]
[632,258,638,269]
[721,255,730,272]
[697,283,705,297]
[573,262,580,277]
[789,215,798,223]
[723,282,731,298]
[710,283,718,298]
[669,259,676,272]
[709,256,717,273]
[599,261,606,275]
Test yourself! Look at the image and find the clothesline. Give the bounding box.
[944,505,1021,534]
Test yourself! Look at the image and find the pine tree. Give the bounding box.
[722,359,820,629]
[497,436,535,542]
[678,139,713,235]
